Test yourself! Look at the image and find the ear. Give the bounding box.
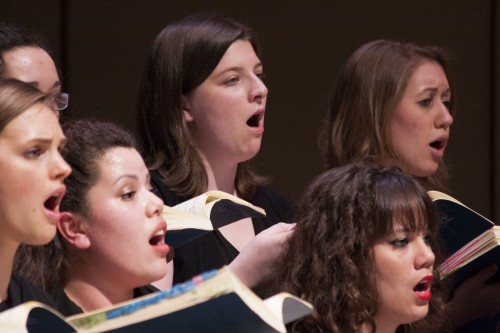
[181,94,194,123]
[57,212,91,250]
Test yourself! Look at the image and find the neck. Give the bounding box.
[64,269,135,312]
[372,318,399,333]
[202,153,238,194]
[0,240,19,302]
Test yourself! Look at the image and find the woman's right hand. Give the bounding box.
[228,222,295,288]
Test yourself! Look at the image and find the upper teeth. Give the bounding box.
[155,230,165,237]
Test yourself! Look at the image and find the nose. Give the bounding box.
[50,151,71,181]
[415,236,435,269]
[249,74,268,104]
[146,190,164,218]
[436,102,453,130]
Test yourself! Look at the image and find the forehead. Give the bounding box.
[406,60,448,89]
[212,40,260,71]
[0,103,61,140]
[3,46,60,91]
[96,147,147,180]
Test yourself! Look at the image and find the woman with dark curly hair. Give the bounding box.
[276,163,449,333]
[320,39,500,332]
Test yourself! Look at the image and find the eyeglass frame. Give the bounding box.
[50,92,69,111]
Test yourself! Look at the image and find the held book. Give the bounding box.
[163,190,266,247]
[429,190,500,289]
[0,267,313,333]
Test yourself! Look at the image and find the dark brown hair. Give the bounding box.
[0,22,52,78]
[14,119,138,290]
[136,14,266,200]
[276,163,449,333]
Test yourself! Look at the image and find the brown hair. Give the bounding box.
[14,119,139,290]
[0,78,50,132]
[320,40,455,191]
[136,14,267,200]
[276,163,449,333]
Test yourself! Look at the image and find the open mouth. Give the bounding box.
[149,229,166,246]
[413,275,433,300]
[429,140,445,149]
[246,112,262,128]
[44,190,64,212]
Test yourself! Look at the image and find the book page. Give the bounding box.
[264,293,313,325]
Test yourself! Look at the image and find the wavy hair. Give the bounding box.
[276,163,449,333]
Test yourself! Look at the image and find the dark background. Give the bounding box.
[4,1,499,221]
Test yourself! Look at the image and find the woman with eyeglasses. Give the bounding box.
[0,79,71,312]
[0,22,69,114]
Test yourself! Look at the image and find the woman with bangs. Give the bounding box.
[320,39,500,332]
[276,163,448,333]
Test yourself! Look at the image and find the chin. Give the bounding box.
[28,229,58,245]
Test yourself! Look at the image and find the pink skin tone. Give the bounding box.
[60,147,169,311]
[390,60,453,178]
[182,39,267,177]
[3,46,61,94]
[149,39,293,291]
[0,103,70,301]
[372,225,435,333]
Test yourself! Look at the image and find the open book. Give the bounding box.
[0,268,312,333]
[429,191,500,289]
[163,190,266,247]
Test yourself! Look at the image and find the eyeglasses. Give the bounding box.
[51,92,69,111]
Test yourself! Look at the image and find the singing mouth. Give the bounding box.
[44,187,66,212]
[429,136,448,150]
[149,229,166,246]
[246,111,263,128]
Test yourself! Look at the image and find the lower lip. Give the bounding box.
[415,289,432,301]
[429,145,445,158]
[152,241,170,256]
[248,124,264,134]
[44,208,61,225]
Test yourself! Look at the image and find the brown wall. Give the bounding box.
[4,0,499,221]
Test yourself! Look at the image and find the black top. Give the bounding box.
[0,273,57,313]
[151,170,295,297]
[50,285,160,317]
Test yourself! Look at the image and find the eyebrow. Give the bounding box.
[51,81,62,89]
[215,62,263,78]
[418,87,451,95]
[113,174,139,185]
[27,136,67,146]
[25,80,62,90]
